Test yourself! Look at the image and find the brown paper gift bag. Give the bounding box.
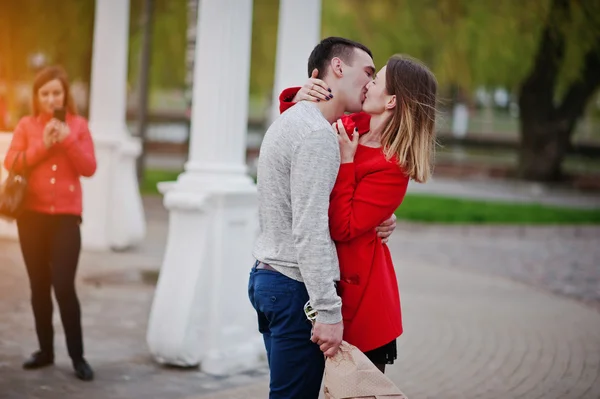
[323,341,408,399]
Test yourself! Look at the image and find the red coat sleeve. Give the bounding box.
[329,161,408,242]
[58,118,97,177]
[279,87,301,114]
[3,118,50,173]
[278,87,372,134]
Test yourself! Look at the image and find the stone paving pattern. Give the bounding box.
[1,197,599,399]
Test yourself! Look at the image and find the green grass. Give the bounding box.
[396,194,600,224]
[140,169,181,195]
[141,169,600,225]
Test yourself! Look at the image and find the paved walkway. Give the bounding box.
[1,197,599,398]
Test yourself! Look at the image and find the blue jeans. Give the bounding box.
[248,263,325,399]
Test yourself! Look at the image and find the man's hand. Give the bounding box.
[376,213,397,244]
[311,320,343,357]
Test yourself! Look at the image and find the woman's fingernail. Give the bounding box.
[328,88,332,93]
[317,99,320,102]
[355,128,358,131]
[329,94,334,98]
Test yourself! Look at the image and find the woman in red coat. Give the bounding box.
[280,54,437,372]
[3,66,96,380]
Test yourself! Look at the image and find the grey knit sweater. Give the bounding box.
[252,101,342,324]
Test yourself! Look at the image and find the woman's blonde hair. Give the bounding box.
[31,65,78,116]
[380,54,437,183]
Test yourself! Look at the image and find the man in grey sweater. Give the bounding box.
[249,37,379,399]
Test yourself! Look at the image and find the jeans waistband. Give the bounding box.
[255,261,279,272]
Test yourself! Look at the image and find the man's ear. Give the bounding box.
[330,57,343,78]
[386,95,397,110]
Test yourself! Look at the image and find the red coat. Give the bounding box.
[280,88,408,352]
[3,113,97,216]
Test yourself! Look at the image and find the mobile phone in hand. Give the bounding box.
[53,108,66,122]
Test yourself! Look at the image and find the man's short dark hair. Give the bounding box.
[307,37,373,79]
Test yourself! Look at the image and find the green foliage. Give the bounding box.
[321,0,547,91]
[0,0,95,120]
[249,0,279,99]
[247,0,600,101]
[2,0,598,105]
[128,0,187,90]
[554,0,600,99]
[0,0,185,90]
[0,0,95,82]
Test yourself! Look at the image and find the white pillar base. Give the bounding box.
[81,131,146,251]
[146,173,264,375]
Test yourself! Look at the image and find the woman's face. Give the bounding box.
[37,79,65,115]
[362,65,391,116]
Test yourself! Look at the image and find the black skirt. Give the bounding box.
[363,339,397,365]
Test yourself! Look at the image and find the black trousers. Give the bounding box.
[17,211,84,361]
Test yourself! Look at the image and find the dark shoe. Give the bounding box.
[73,358,94,381]
[23,351,54,369]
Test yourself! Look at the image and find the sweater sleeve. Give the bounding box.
[291,128,342,324]
[3,118,50,173]
[279,87,302,114]
[58,118,97,177]
[329,161,408,242]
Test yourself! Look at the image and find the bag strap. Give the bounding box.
[9,151,27,174]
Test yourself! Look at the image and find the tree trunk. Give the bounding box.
[517,0,600,181]
[517,115,571,181]
[518,47,600,181]
[136,0,154,183]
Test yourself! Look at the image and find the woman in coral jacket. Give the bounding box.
[4,66,96,381]
[280,54,437,373]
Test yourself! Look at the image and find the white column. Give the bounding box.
[0,134,18,239]
[146,0,262,376]
[83,0,146,250]
[269,0,322,123]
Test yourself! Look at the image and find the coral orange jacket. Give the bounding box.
[4,113,97,216]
